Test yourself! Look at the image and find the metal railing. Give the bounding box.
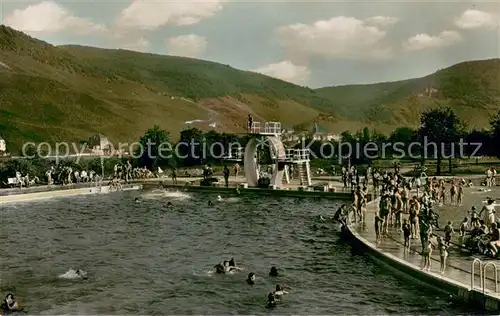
[250,122,261,133]
[249,121,282,134]
[483,262,498,294]
[472,258,483,289]
[286,149,310,161]
[471,258,499,295]
[264,122,281,134]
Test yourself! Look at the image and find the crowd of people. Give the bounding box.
[336,164,499,274]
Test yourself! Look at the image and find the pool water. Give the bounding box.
[0,189,476,314]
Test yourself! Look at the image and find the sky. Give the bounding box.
[0,0,499,88]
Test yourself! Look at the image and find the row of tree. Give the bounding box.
[304,107,500,174]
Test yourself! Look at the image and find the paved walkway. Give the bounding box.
[352,201,500,296]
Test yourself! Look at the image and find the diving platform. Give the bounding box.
[249,121,282,135]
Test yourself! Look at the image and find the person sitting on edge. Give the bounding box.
[1,294,22,313]
[488,222,500,257]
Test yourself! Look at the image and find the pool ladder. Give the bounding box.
[471,258,499,295]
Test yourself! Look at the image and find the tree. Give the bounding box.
[178,128,204,166]
[466,130,491,158]
[362,127,371,143]
[137,125,174,170]
[419,107,463,175]
[389,127,418,145]
[491,110,500,158]
[389,127,418,158]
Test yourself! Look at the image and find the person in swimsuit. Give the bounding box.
[246,273,256,285]
[480,199,496,227]
[0,294,21,313]
[374,213,383,244]
[421,239,433,271]
[470,206,480,228]
[402,219,411,250]
[459,217,468,246]
[488,222,500,257]
[444,221,454,246]
[223,260,242,273]
[266,293,276,308]
[457,183,464,206]
[273,284,289,299]
[438,236,449,273]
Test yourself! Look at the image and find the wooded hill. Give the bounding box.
[0,25,498,152]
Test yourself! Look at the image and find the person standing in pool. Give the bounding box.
[269,266,279,276]
[246,273,256,285]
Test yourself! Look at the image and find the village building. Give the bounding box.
[311,123,340,142]
[88,133,112,155]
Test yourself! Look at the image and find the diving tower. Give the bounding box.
[243,121,311,187]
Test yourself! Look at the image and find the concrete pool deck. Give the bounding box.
[345,199,500,311]
[0,184,141,204]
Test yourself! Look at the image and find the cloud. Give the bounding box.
[166,34,207,58]
[3,1,106,36]
[364,16,399,27]
[275,16,394,61]
[403,31,462,51]
[252,61,310,85]
[120,37,151,53]
[115,0,227,30]
[454,9,499,29]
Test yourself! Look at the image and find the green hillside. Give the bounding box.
[0,25,336,152]
[0,24,498,153]
[316,59,500,128]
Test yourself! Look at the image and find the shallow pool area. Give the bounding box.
[0,189,477,314]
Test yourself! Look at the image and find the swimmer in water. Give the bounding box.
[208,200,213,206]
[214,262,225,274]
[75,269,88,279]
[134,197,139,203]
[269,266,278,277]
[1,294,21,312]
[266,293,276,309]
[166,201,173,208]
[223,260,242,273]
[273,284,289,299]
[246,272,255,285]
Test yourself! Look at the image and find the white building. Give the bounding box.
[0,137,6,153]
[88,133,112,155]
[311,123,340,142]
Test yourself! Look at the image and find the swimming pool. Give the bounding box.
[0,189,475,314]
